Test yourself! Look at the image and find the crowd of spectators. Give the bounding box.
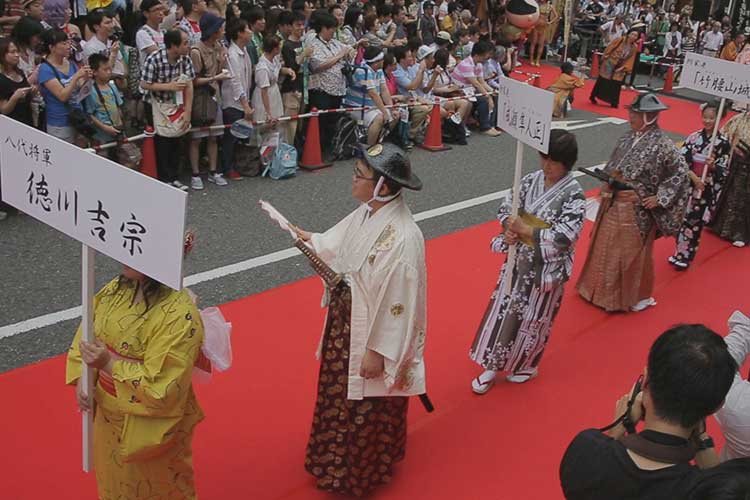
[0,0,516,207]
[1,0,750,215]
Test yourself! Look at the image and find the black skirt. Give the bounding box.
[590,77,624,108]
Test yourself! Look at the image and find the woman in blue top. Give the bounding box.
[38,29,91,143]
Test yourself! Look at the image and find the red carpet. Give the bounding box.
[510,62,732,136]
[1,212,749,499]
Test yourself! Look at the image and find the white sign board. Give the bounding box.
[0,116,187,290]
[496,75,554,153]
[681,52,750,103]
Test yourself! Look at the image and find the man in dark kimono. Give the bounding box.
[577,93,690,312]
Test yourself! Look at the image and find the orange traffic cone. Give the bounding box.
[419,99,451,152]
[663,64,674,93]
[299,108,333,170]
[140,125,158,179]
[591,52,600,79]
[533,74,541,88]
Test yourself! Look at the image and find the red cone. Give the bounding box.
[419,99,451,152]
[663,64,674,93]
[299,108,333,170]
[140,126,158,179]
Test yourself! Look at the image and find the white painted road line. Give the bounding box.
[0,169,598,340]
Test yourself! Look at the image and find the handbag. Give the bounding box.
[190,47,218,126]
[43,60,97,138]
[151,95,190,138]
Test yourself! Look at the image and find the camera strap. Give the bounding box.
[620,431,696,464]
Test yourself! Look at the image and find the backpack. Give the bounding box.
[330,113,361,161]
[263,142,298,180]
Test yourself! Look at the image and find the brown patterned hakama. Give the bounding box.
[305,283,409,497]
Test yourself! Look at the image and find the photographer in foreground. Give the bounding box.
[560,324,737,500]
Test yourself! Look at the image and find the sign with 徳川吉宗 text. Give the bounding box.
[0,116,187,290]
[495,75,554,153]
[681,52,750,103]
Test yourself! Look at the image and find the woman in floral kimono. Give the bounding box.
[470,130,586,393]
[66,235,206,500]
[589,30,639,108]
[669,101,731,269]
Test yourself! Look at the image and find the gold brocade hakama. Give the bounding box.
[577,191,655,312]
[305,283,408,497]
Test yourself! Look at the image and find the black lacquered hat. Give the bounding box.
[356,143,423,191]
[628,93,669,112]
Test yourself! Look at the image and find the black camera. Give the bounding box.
[109,29,124,42]
[341,62,356,86]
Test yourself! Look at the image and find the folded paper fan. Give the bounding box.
[259,200,297,239]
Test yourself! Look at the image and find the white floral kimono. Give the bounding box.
[310,195,427,399]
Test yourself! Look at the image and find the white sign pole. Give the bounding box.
[700,97,727,186]
[494,76,553,299]
[502,140,525,298]
[81,245,95,472]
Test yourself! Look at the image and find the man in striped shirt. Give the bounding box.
[344,47,399,146]
[451,40,502,137]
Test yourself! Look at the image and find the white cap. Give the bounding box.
[416,45,437,61]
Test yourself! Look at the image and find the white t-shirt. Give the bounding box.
[702,30,724,51]
[136,24,165,71]
[600,20,627,44]
[438,1,449,20]
[82,36,125,76]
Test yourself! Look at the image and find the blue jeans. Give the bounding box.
[222,107,244,174]
[475,95,496,131]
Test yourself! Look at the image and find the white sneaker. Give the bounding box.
[506,368,538,384]
[471,370,497,395]
[172,180,189,192]
[191,176,204,190]
[733,241,746,248]
[631,297,657,312]
[514,61,522,67]
[208,173,228,186]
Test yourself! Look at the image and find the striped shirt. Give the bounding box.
[343,64,385,108]
[451,56,482,88]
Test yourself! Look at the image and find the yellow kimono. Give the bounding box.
[548,73,585,118]
[66,278,205,500]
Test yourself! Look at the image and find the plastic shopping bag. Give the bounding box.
[200,307,233,372]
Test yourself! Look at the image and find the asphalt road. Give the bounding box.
[0,105,687,373]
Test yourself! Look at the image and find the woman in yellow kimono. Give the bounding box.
[66,259,205,500]
[589,30,639,108]
[548,61,585,118]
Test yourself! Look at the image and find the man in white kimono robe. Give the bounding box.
[293,143,427,497]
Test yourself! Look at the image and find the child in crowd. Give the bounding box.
[84,53,140,168]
